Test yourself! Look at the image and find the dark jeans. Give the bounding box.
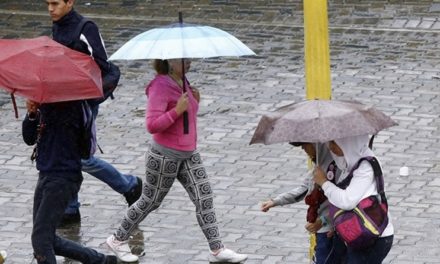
[347,235,394,264]
[314,233,334,264]
[32,172,107,264]
[65,156,138,214]
[325,234,347,264]
[328,234,393,264]
[65,104,138,214]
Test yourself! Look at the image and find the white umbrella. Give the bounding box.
[109,19,255,60]
[110,12,255,134]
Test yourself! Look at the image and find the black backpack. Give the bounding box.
[72,17,121,105]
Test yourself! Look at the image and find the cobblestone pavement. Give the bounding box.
[1,1,440,263]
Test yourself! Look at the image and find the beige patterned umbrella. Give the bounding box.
[250,99,397,145]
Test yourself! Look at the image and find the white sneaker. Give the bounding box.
[0,250,6,264]
[106,235,139,262]
[208,248,248,263]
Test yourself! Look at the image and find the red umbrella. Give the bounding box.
[0,36,103,117]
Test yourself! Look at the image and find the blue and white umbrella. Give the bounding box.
[109,22,255,60]
[109,12,255,134]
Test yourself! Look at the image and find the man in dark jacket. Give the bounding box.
[47,0,143,226]
[23,99,116,264]
[21,0,120,263]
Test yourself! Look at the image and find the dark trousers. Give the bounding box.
[314,233,334,264]
[32,172,106,264]
[347,235,393,264]
[328,234,393,264]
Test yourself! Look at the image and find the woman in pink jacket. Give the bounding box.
[106,58,248,264]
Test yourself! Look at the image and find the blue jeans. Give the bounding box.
[325,234,347,264]
[65,153,138,213]
[32,172,106,264]
[313,232,334,264]
[65,104,138,214]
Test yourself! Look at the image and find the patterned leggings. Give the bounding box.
[115,147,224,251]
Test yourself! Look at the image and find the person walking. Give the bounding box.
[313,135,394,264]
[23,88,116,263]
[261,142,343,264]
[106,58,248,263]
[45,0,142,226]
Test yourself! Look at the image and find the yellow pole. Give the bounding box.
[303,0,332,100]
[303,0,332,261]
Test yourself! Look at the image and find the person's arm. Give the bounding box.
[22,100,40,146]
[316,162,375,210]
[261,176,310,212]
[146,84,188,134]
[81,22,115,106]
[273,176,310,206]
[80,22,110,71]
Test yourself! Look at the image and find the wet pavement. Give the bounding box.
[1,1,440,263]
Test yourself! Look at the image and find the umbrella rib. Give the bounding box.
[198,26,224,58]
[145,27,173,59]
[195,26,226,58]
[204,26,254,57]
[39,54,45,103]
[109,21,254,60]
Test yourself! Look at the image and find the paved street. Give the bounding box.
[0,1,439,263]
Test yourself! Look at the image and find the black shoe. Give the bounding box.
[105,255,118,264]
[124,177,143,206]
[58,211,81,227]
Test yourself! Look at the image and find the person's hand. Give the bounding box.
[313,167,327,187]
[326,230,334,238]
[261,199,275,212]
[175,92,189,115]
[191,87,200,103]
[26,100,39,114]
[305,219,323,233]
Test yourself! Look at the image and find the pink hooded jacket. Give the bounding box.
[145,74,199,151]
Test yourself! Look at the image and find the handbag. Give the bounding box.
[329,157,388,249]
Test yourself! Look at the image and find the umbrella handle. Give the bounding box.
[315,142,319,167]
[179,11,183,24]
[10,93,18,119]
[180,57,190,134]
[183,111,189,134]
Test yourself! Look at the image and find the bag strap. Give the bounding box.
[336,157,387,205]
[30,111,44,162]
[74,17,92,41]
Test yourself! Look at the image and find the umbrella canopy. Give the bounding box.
[109,22,255,60]
[250,99,397,145]
[109,12,255,134]
[0,36,103,103]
